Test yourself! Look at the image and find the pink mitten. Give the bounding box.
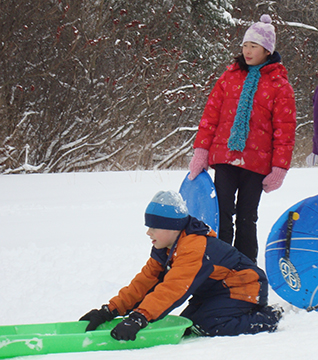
[262,167,287,193]
[306,152,318,166]
[188,148,209,180]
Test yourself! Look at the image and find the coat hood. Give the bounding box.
[184,216,212,236]
[228,51,288,80]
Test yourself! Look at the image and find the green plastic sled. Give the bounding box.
[0,315,192,359]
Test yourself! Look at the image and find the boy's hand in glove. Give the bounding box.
[79,305,117,331]
[111,311,148,341]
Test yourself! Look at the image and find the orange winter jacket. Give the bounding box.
[107,217,268,322]
[193,54,296,175]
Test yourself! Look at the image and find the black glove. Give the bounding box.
[111,311,148,341]
[79,305,118,331]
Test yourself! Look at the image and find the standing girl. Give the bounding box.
[188,15,296,263]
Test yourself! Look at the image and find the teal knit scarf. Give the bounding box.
[227,61,269,152]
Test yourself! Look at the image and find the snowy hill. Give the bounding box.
[1,168,318,359]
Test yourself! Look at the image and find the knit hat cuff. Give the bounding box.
[145,213,189,230]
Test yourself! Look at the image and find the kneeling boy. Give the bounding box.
[80,190,282,340]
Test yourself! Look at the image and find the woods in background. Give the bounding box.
[1,0,317,173]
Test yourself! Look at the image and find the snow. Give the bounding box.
[286,21,318,32]
[148,190,188,214]
[1,168,318,360]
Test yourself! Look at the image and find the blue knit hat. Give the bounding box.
[145,190,189,230]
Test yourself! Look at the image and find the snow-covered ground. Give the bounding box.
[1,168,318,360]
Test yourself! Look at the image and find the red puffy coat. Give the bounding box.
[193,61,296,175]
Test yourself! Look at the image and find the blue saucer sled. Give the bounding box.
[265,194,318,311]
[179,170,219,236]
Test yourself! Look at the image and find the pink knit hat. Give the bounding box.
[242,14,276,54]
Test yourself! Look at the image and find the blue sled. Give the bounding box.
[265,194,318,311]
[179,170,219,236]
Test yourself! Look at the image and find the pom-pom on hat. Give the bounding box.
[242,14,276,54]
[145,190,189,230]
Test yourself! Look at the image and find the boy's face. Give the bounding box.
[146,228,180,249]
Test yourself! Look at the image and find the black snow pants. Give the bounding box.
[214,164,265,263]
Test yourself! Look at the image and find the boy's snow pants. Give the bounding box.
[180,293,279,336]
